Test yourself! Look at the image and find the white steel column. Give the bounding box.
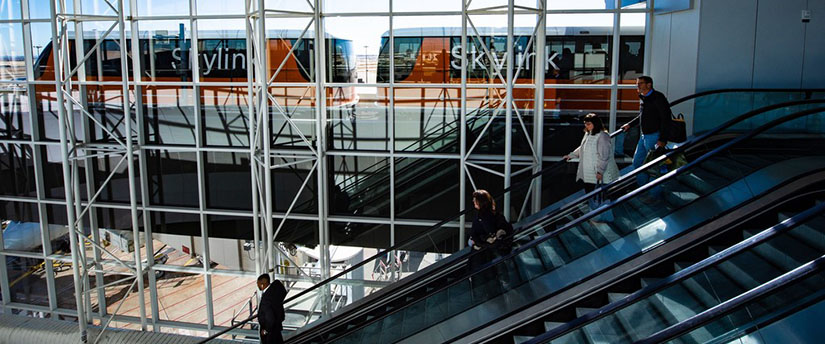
[245,0,263,281]
[314,0,332,316]
[459,0,468,248]
[504,0,515,220]
[117,0,148,330]
[49,0,88,339]
[532,0,546,213]
[609,1,622,132]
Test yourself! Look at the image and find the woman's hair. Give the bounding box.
[582,113,606,135]
[472,189,496,213]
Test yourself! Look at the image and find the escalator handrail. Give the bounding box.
[526,201,825,344]
[635,253,825,344]
[392,105,825,343]
[667,87,825,108]
[210,94,825,343]
[345,105,825,344]
[284,98,825,310]
[196,314,257,344]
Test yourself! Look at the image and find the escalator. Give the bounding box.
[279,104,825,343]
[519,200,825,344]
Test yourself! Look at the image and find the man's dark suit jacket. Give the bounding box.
[259,280,287,344]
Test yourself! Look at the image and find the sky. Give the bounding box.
[1,0,645,59]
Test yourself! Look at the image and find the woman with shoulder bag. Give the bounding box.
[563,113,620,223]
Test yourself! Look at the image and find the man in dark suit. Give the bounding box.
[257,273,287,344]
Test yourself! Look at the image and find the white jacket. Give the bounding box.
[568,131,620,184]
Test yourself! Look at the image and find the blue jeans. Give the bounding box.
[632,131,659,186]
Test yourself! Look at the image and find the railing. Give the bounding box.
[198,89,825,343]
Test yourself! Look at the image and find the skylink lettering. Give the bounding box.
[172,47,247,75]
[450,45,559,71]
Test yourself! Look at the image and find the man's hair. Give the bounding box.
[257,273,270,283]
[637,75,653,85]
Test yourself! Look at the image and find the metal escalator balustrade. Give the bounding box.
[325,107,825,343]
[524,200,825,344]
[280,99,825,342]
[197,91,825,343]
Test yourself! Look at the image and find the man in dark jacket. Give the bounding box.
[621,75,673,186]
[257,274,287,344]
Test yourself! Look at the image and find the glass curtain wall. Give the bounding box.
[0,0,649,338]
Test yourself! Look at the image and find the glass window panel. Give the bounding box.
[197,0,245,15]
[272,219,318,247]
[0,202,41,253]
[138,0,189,16]
[156,273,208,328]
[0,86,33,140]
[388,16,461,84]
[546,13,614,84]
[204,151,252,211]
[265,0,312,12]
[468,0,537,10]
[28,0,51,19]
[542,88,614,155]
[90,152,137,204]
[620,13,645,83]
[138,21,191,82]
[147,150,199,208]
[8,257,50,307]
[40,145,66,199]
[330,221,389,249]
[270,86,317,149]
[196,20,248,80]
[265,17,317,83]
[328,87,388,151]
[206,215,255,271]
[144,86,196,146]
[30,23,53,80]
[325,17,386,84]
[1,23,25,81]
[549,0,646,10]
[201,86,249,147]
[325,0,388,13]
[394,87,460,152]
[394,158,459,220]
[330,155,390,218]
[210,275,256,327]
[0,0,22,20]
[271,158,317,214]
[393,0,461,12]
[0,144,36,197]
[465,87,507,154]
[150,212,202,268]
[85,87,134,144]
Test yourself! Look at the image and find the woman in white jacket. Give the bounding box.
[564,113,620,221]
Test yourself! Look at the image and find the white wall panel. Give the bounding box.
[753,0,807,88]
[696,0,757,90]
[802,0,825,88]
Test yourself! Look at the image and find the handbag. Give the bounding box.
[588,180,614,222]
[669,113,688,143]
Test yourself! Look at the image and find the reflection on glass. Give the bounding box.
[394,88,460,152]
[0,144,36,198]
[8,257,50,307]
[147,150,199,208]
[204,152,252,210]
[0,202,41,253]
[330,155,390,218]
[201,86,249,147]
[269,86,317,148]
[325,17,386,84]
[328,88,388,150]
[144,86,195,145]
[1,23,24,81]
[394,158,460,220]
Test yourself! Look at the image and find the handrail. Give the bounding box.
[526,201,825,344]
[635,254,825,344]
[380,105,825,344]
[203,91,825,343]
[196,314,257,344]
[281,98,825,340]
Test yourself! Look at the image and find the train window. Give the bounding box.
[330,39,353,83]
[376,37,422,83]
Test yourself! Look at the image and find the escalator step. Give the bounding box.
[515,247,548,281]
[579,221,610,247]
[557,226,599,260]
[544,321,564,332]
[576,307,629,344]
[778,213,825,251]
[536,238,569,268]
[677,168,726,195]
[731,154,773,170]
[589,221,623,243]
[703,158,747,180]
[673,261,696,273]
[745,229,820,271]
[607,292,630,303]
[709,248,784,292]
[513,335,535,344]
[610,298,663,342]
